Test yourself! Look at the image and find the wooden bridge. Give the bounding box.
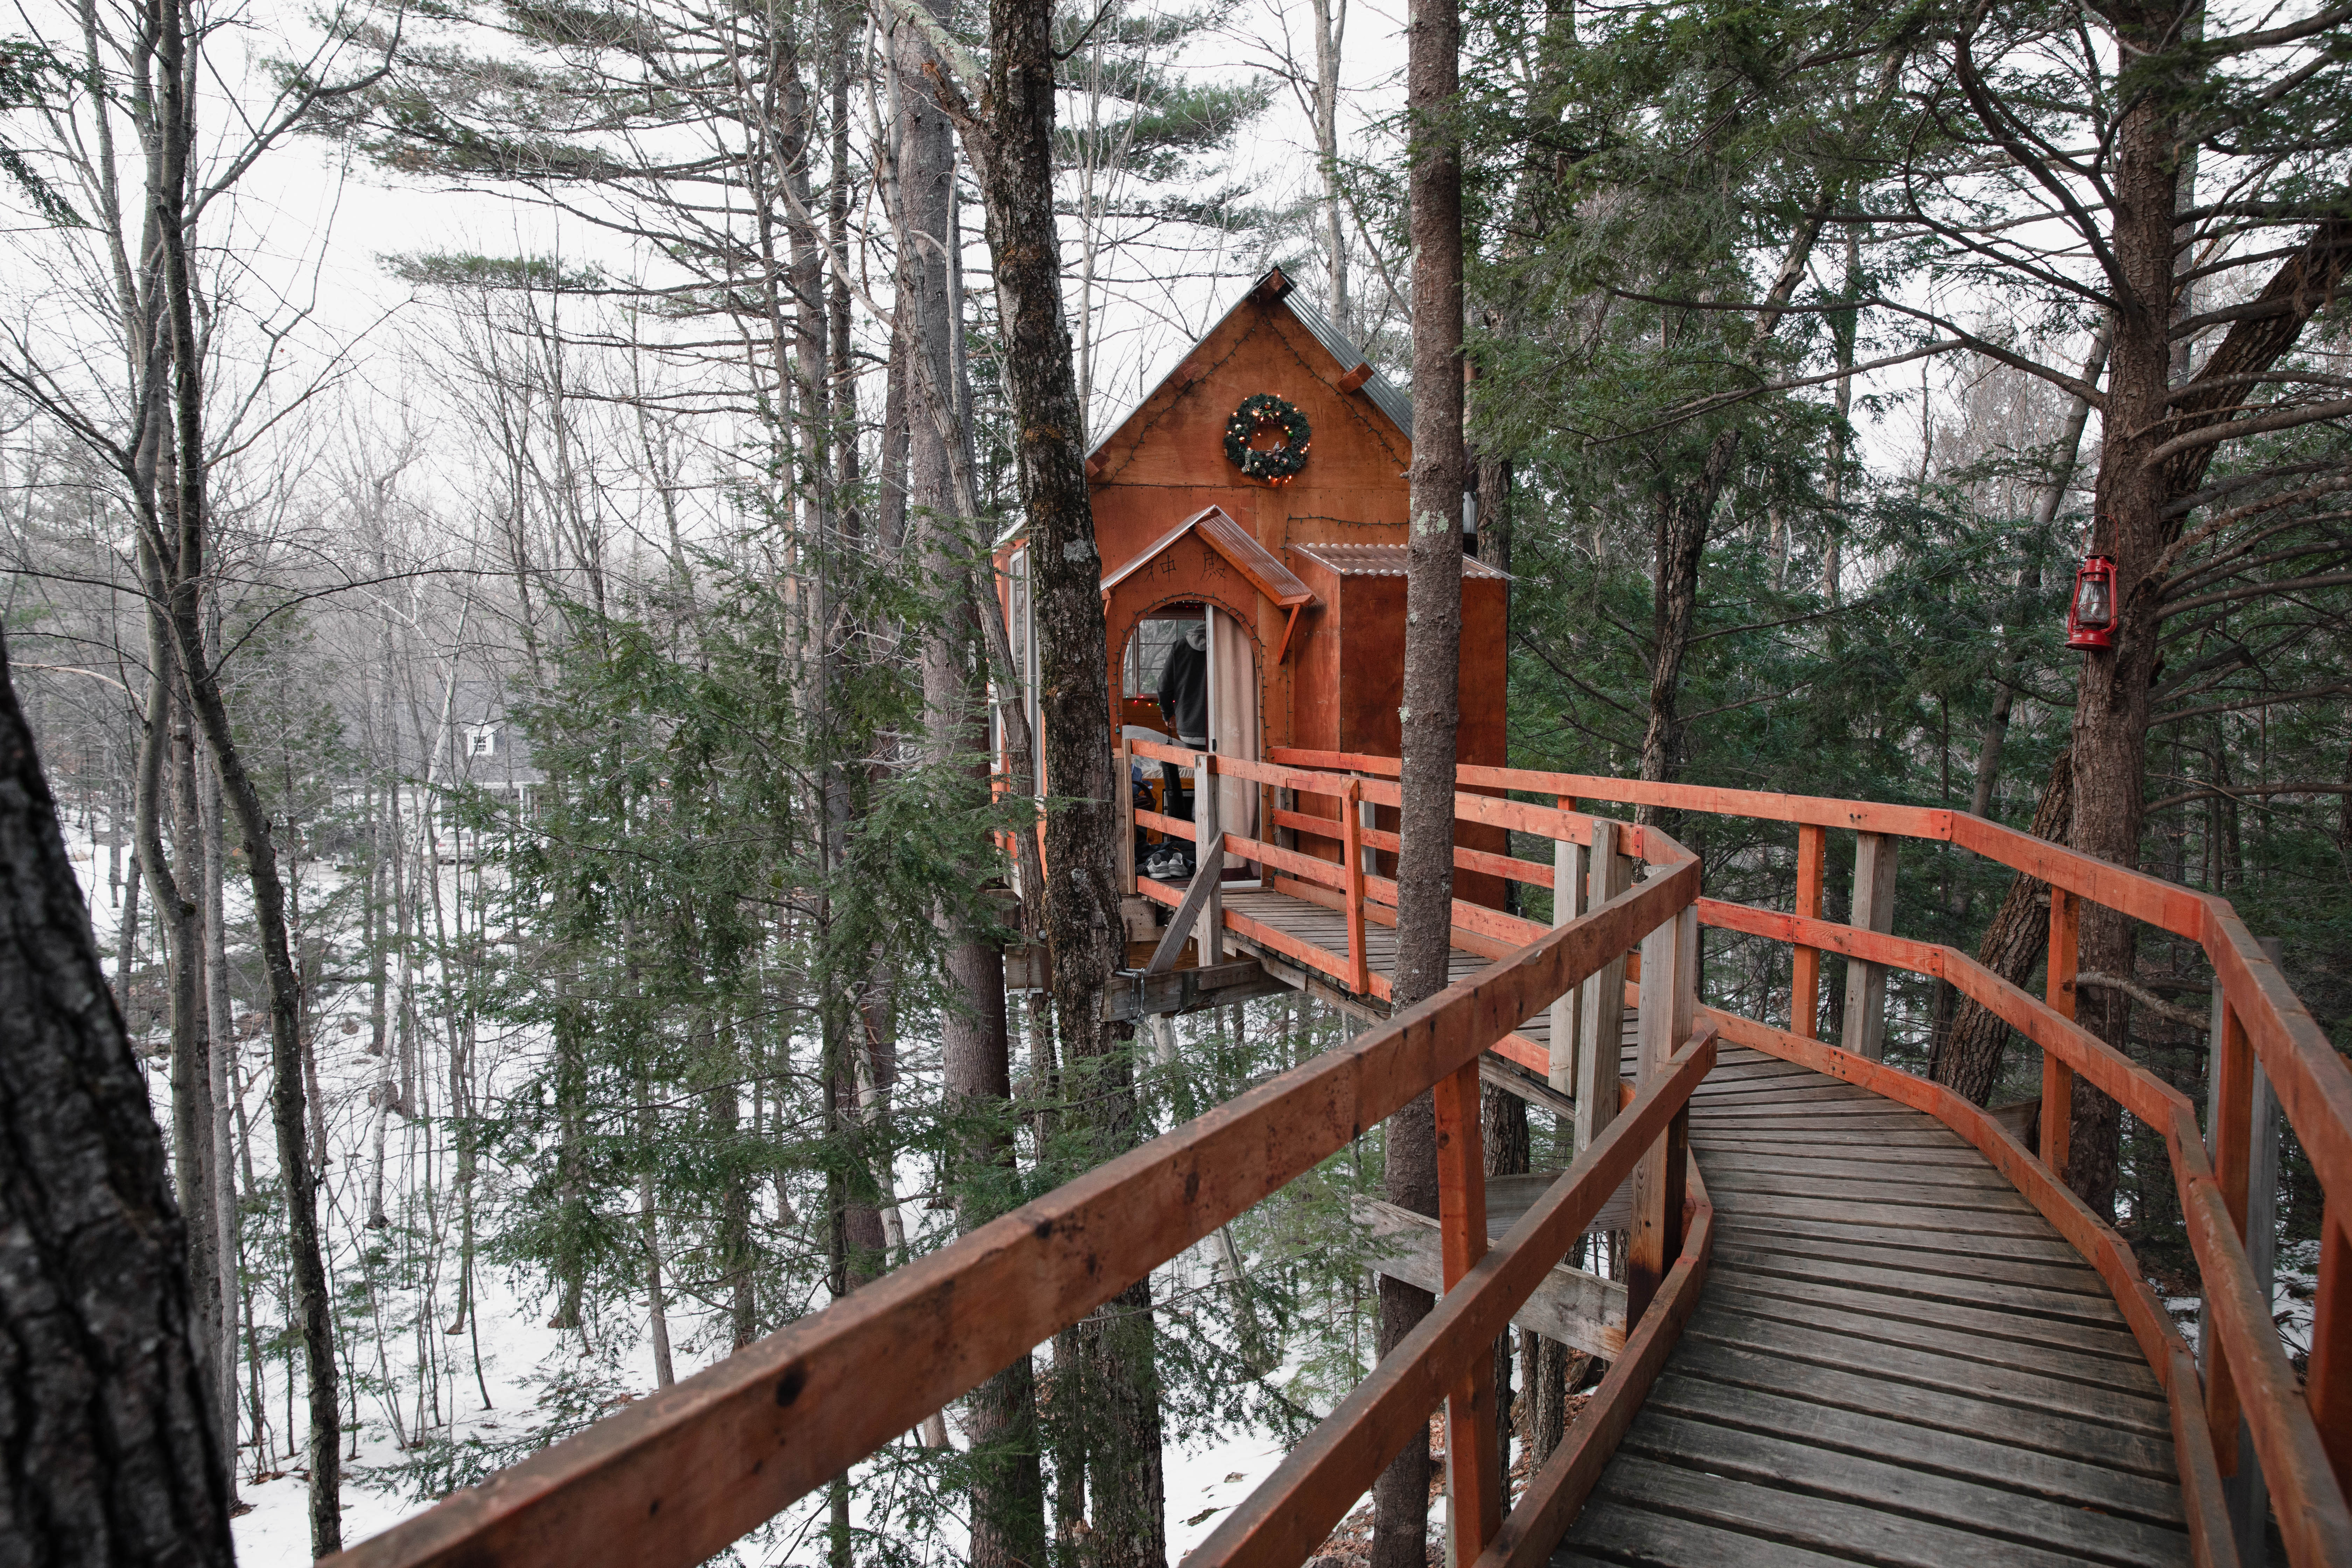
[327,751,2351,1568]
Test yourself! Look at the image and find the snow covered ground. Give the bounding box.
[62,820,1304,1564]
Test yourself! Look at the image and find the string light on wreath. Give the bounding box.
[1224,393,1311,484]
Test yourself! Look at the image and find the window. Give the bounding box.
[467,724,498,758]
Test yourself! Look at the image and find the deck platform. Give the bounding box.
[1175,878,2191,1567]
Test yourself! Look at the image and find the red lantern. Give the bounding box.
[2066,554,2117,650]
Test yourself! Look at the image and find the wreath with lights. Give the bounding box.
[1224,393,1312,483]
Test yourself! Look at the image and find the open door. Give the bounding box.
[1208,605,1258,869]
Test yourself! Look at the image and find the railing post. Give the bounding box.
[1117,739,1135,897]
[2202,966,2280,1552]
[1433,1058,1498,1560]
[2041,887,2078,1177]
[1340,778,1368,994]
[1548,796,1587,1097]
[1792,822,1826,1039]
[2312,1204,2352,1500]
[1629,901,1697,1326]
[1195,750,1221,964]
[1574,820,1633,1155]
[1839,831,1898,1059]
[2205,993,2253,1479]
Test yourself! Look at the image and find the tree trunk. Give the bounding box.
[1932,750,2074,1105]
[897,19,1048,1556]
[0,628,237,1568]
[1376,0,1464,1556]
[945,0,1163,1553]
[151,0,339,1533]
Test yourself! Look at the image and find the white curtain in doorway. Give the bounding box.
[1208,606,1258,868]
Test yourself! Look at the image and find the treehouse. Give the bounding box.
[995,267,1513,966]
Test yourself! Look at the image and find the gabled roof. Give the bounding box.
[1102,505,1317,608]
[1085,268,1411,462]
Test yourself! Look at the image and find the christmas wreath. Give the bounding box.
[1224,393,1312,482]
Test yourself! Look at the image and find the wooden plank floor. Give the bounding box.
[1192,884,2191,1567]
[1556,1037,2190,1568]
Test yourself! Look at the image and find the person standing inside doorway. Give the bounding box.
[1149,619,1209,878]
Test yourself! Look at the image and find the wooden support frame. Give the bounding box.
[1791,822,1825,1039]
[1575,822,1633,1156]
[1839,830,1899,1059]
[1475,1156,1713,1568]
[2044,887,2080,1178]
[1188,1032,1717,1567]
[1549,797,1586,1095]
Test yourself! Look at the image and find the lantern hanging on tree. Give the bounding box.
[2066,554,2118,650]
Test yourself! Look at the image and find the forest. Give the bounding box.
[0,0,2345,1562]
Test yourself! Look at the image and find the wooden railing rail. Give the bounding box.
[326,807,1703,1568]
[1692,899,2350,1564]
[1268,745,2352,1541]
[1189,1029,1718,1566]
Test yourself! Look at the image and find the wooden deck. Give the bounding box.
[1194,880,2191,1567]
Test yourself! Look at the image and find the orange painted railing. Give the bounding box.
[325,784,1708,1568]
[1262,747,2352,1568]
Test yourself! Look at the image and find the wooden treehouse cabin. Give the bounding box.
[994,267,1514,1015]
[328,280,2352,1568]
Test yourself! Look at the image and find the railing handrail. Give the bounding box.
[325,809,1703,1568]
[1189,1028,1718,1564]
[1264,748,2348,1240]
[1248,747,2348,1566]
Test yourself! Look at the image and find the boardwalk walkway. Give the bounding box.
[1563,1040,2189,1567]
[1199,875,2192,1567]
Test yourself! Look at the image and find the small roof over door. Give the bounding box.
[1101,505,1317,610]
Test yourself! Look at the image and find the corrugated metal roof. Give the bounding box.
[1291,542,1511,580]
[1085,268,1410,461]
[1282,289,1413,435]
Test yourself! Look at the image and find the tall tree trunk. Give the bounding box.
[1308,0,1349,335]
[1376,0,1464,1555]
[150,0,338,1534]
[0,630,237,1568]
[1636,215,1822,804]
[938,0,1163,1554]
[897,18,1047,1554]
[1932,750,2075,1105]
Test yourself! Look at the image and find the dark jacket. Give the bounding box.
[1157,639,1208,743]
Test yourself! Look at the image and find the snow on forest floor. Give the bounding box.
[63,823,1305,1564]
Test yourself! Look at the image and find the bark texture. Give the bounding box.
[899,21,1045,1556]
[1932,750,2073,1105]
[2043,26,2352,1208]
[937,1,1162,1553]
[0,629,237,1568]
[152,0,340,1528]
[1374,0,1463,1555]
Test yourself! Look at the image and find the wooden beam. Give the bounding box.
[1791,823,1825,1040]
[1144,832,1226,974]
[1099,960,1290,1021]
[1629,904,1696,1325]
[1549,800,1587,1096]
[1839,831,1899,1060]
[2044,887,2080,1179]
[1474,1160,1713,1568]
[1575,822,1633,1156]
[1354,1199,1626,1359]
[1435,1058,1500,1559]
